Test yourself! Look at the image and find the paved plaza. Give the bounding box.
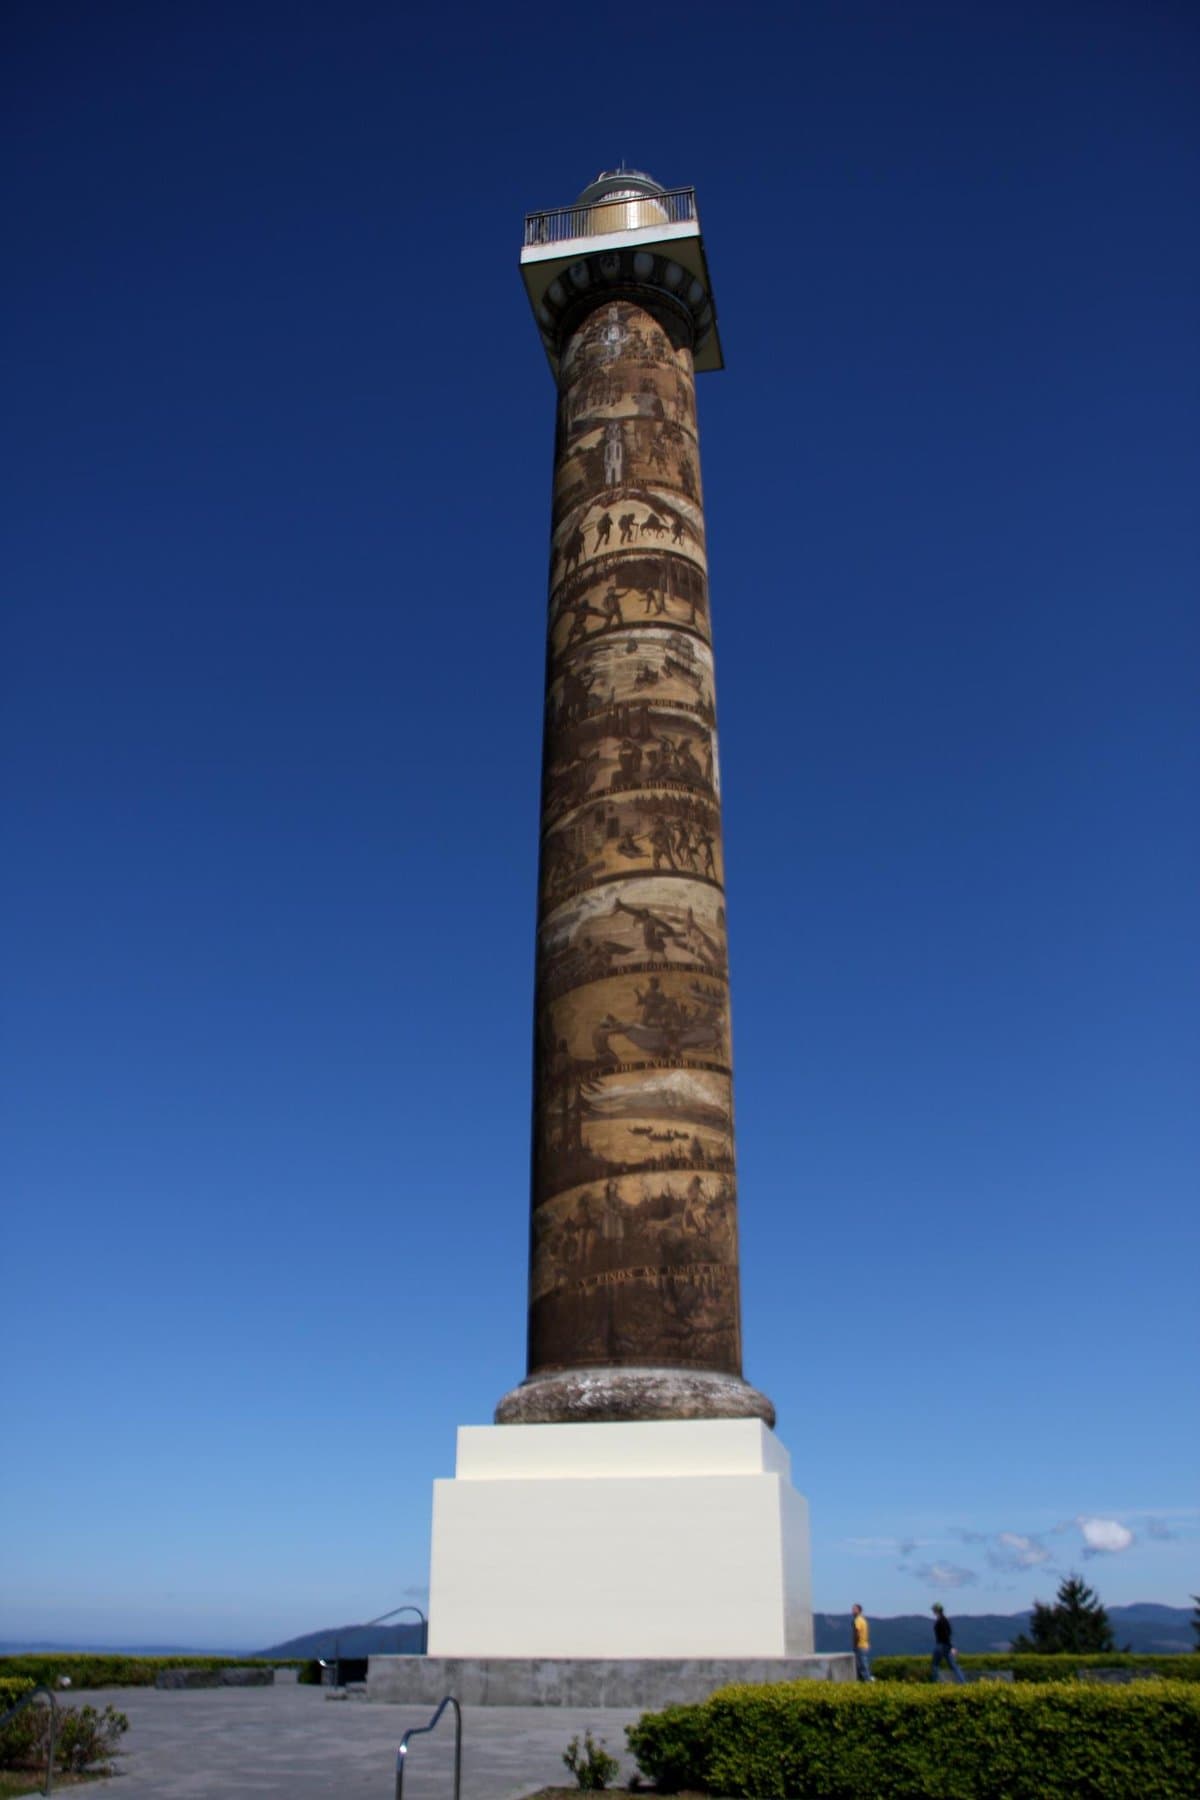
[12,1680,645,1800]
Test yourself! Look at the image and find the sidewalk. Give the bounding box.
[12,1681,644,1800]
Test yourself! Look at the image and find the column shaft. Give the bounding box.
[496,295,771,1425]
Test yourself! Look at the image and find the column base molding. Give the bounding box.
[494,1364,775,1427]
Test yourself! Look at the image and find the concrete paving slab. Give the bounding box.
[9,1682,645,1800]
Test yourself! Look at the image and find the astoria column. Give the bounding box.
[498,172,774,1428]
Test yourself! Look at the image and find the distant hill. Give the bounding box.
[6,1603,1191,1664]
[262,1603,1197,1661]
[815,1603,1194,1656]
[255,1622,425,1660]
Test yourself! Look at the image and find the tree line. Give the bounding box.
[1011,1575,1200,1655]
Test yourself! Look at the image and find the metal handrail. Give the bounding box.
[322,1602,429,1685]
[524,186,698,247]
[366,1604,429,1649]
[0,1683,58,1796]
[395,1693,461,1800]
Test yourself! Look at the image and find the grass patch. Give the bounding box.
[0,1772,107,1797]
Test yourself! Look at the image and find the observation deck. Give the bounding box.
[520,175,723,377]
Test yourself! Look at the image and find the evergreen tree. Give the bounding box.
[1011,1574,1115,1653]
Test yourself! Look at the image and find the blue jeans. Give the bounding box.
[854,1648,872,1681]
[931,1646,966,1683]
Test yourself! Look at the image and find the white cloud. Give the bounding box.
[987,1531,1052,1572]
[1077,1517,1134,1556]
[843,1536,925,1557]
[912,1561,978,1590]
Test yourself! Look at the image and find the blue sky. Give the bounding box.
[3,0,1197,1648]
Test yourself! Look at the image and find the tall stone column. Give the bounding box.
[419,180,813,1670]
[498,182,773,1428]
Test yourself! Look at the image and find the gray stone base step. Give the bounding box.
[368,1653,854,1708]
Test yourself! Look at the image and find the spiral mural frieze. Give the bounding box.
[521,294,749,1385]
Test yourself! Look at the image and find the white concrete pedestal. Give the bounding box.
[427,1418,812,1658]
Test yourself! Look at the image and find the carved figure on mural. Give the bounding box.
[561,523,586,575]
[641,569,668,616]
[555,598,595,648]
[599,303,625,361]
[600,583,628,628]
[603,420,624,486]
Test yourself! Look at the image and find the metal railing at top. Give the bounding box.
[0,1684,58,1796]
[524,186,698,248]
[395,1694,462,1800]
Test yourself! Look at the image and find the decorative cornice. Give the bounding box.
[534,247,716,372]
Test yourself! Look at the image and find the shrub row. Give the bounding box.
[873,1652,1200,1684]
[0,1692,129,1776]
[0,1653,294,1690]
[627,1679,1200,1798]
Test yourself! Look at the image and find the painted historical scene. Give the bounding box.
[528,1166,740,1371]
[547,626,715,725]
[529,1055,742,1369]
[538,877,728,1002]
[558,298,696,414]
[550,491,706,591]
[527,295,743,1376]
[531,1172,737,1304]
[542,700,718,825]
[540,966,731,1077]
[529,1254,741,1373]
[540,792,724,907]
[532,1056,736,1212]
[548,551,710,657]
[554,414,702,521]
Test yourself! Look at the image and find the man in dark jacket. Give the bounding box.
[930,1603,967,1682]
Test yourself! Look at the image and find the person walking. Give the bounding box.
[930,1602,966,1682]
[851,1603,874,1681]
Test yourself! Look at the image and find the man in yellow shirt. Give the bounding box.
[851,1603,874,1681]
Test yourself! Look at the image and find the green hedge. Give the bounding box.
[874,1652,1200,1684]
[0,1655,293,1691]
[0,1679,35,1712]
[627,1680,1200,1798]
